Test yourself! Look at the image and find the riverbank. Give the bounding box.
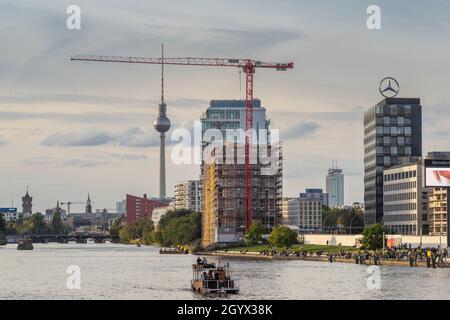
[201,250,449,269]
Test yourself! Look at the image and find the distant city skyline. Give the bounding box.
[1,0,450,212]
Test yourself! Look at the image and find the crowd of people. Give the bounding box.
[253,246,449,268]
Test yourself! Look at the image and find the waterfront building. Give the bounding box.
[281,197,322,232]
[326,167,344,208]
[125,194,168,224]
[174,180,201,212]
[299,189,328,207]
[201,100,282,247]
[45,203,67,223]
[426,152,450,236]
[152,202,175,227]
[0,208,19,222]
[364,98,422,225]
[67,211,123,233]
[383,162,428,235]
[22,188,32,215]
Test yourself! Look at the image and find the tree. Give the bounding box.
[109,217,123,242]
[245,221,264,245]
[156,209,201,246]
[51,211,64,235]
[361,224,387,250]
[268,226,298,248]
[119,224,137,244]
[27,213,47,234]
[0,213,5,234]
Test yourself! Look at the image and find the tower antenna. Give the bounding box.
[161,44,164,103]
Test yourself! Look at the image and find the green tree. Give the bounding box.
[0,213,6,234]
[51,211,64,235]
[27,213,47,234]
[157,209,201,246]
[361,224,387,250]
[119,224,137,244]
[109,217,123,242]
[268,226,298,248]
[245,221,264,245]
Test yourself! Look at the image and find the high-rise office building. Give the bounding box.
[363,98,422,225]
[326,167,344,208]
[201,100,282,247]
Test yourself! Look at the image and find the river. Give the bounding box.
[0,243,448,300]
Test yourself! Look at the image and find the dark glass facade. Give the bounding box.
[363,98,422,225]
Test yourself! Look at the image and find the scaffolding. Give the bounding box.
[201,142,282,247]
[202,160,216,247]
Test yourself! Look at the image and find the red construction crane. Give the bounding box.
[71,53,294,231]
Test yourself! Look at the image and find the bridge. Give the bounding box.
[6,233,113,244]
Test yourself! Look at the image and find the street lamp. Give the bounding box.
[349,214,358,235]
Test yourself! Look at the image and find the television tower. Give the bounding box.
[153,45,171,199]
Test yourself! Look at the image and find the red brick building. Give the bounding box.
[125,194,168,224]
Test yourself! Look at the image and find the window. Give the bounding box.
[405,127,412,136]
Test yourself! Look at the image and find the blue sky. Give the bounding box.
[0,0,449,212]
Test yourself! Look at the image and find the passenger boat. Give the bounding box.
[17,238,34,251]
[191,261,239,295]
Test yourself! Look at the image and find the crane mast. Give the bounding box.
[71,53,293,231]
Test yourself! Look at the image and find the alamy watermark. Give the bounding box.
[367,5,381,30]
[170,121,281,175]
[66,265,81,290]
[66,5,81,30]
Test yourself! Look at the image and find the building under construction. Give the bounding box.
[200,100,283,247]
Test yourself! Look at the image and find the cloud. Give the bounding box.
[41,130,115,147]
[116,127,160,147]
[0,136,8,146]
[281,121,320,140]
[110,152,147,160]
[40,127,166,148]
[61,159,113,168]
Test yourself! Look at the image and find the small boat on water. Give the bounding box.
[17,238,34,251]
[191,260,239,295]
[160,247,189,254]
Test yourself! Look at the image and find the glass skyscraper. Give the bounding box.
[326,168,344,208]
[363,98,422,225]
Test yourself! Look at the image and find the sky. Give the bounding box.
[1,0,450,213]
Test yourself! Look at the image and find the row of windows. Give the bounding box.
[379,116,412,126]
[384,214,417,222]
[375,105,413,116]
[207,110,241,120]
[384,181,417,192]
[384,202,417,212]
[384,170,417,182]
[376,126,412,136]
[384,192,417,202]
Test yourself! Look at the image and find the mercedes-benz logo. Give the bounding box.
[379,77,400,98]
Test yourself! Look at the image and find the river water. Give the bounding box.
[0,244,448,300]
